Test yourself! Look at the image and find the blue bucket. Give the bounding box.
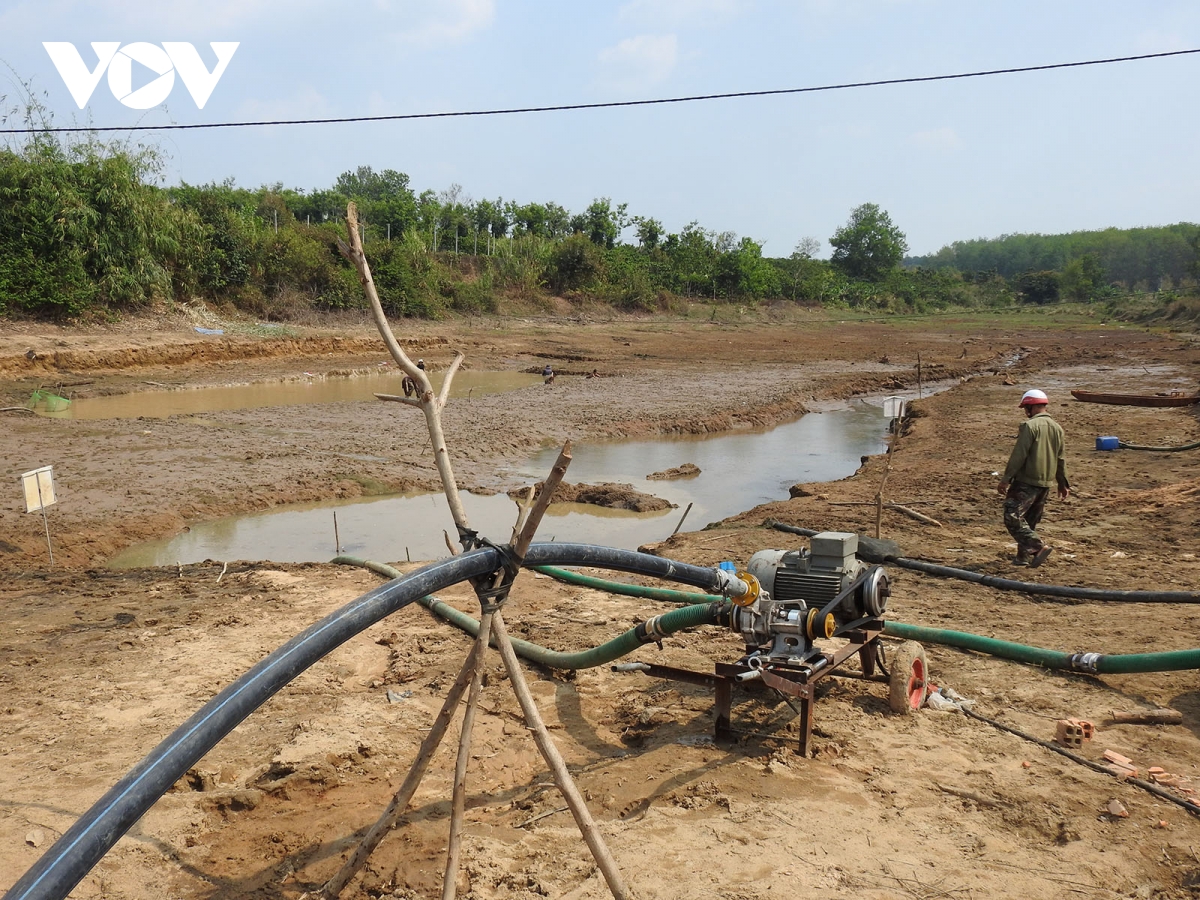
[1095,436,1119,451]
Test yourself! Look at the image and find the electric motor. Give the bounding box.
[730,532,889,664]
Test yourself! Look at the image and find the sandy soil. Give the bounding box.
[2,304,1200,900]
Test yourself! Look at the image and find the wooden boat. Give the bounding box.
[1070,389,1200,407]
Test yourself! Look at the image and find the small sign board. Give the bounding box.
[21,466,56,513]
[882,396,906,419]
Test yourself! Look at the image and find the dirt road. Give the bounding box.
[2,305,1199,899]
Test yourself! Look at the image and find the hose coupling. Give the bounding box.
[718,569,759,607]
[1068,651,1101,674]
[612,662,651,673]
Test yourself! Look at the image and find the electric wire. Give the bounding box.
[3,48,1197,135]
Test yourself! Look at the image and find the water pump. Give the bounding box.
[729,532,890,666]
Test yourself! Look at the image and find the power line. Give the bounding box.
[2,47,1197,135]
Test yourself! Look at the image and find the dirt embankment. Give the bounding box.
[3,309,1200,900]
[508,480,675,512]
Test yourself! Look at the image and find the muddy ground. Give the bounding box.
[2,304,1199,900]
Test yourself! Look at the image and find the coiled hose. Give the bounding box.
[8,543,738,900]
[764,519,1200,603]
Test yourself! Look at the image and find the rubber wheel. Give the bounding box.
[888,641,929,714]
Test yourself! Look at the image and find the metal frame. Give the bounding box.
[638,620,886,756]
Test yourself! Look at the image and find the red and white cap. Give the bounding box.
[1018,389,1049,407]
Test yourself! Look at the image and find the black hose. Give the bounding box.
[8,543,733,900]
[1117,438,1200,452]
[764,520,1200,603]
[888,557,1200,603]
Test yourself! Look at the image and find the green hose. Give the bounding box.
[337,556,1200,675]
[526,562,1200,675]
[1117,438,1200,452]
[879,621,1200,674]
[530,565,724,604]
[334,555,727,670]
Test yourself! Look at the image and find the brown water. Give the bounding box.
[39,370,542,420]
[108,404,895,568]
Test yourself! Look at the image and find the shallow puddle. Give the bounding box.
[109,404,896,568]
[37,370,542,420]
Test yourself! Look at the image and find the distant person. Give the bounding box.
[543,363,555,385]
[997,389,1069,567]
[402,358,427,398]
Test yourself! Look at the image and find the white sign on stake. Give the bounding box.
[21,466,56,512]
[20,466,56,565]
[882,396,906,419]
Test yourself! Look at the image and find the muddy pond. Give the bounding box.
[110,402,898,568]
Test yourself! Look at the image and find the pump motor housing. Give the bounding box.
[731,532,889,664]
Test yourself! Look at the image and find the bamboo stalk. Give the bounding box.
[441,610,494,900]
[490,612,628,899]
[321,639,485,899]
[339,202,468,530]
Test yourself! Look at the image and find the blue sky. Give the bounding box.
[1,1,1197,257]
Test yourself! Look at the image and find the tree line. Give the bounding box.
[1,134,1196,321]
[908,225,1200,303]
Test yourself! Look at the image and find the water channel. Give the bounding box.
[109,402,898,568]
[39,370,542,420]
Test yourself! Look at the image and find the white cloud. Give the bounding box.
[32,0,318,30]
[907,126,960,152]
[1134,29,1191,53]
[618,0,742,26]
[237,85,332,121]
[597,33,679,92]
[380,0,495,45]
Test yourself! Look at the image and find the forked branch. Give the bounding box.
[337,201,468,529]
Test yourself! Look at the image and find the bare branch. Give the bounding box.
[340,201,469,531]
[374,393,423,408]
[510,485,535,543]
[437,351,465,410]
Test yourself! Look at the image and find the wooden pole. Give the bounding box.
[321,639,486,898]
[441,610,493,900]
[332,209,625,897]
[339,202,470,531]
[671,502,693,536]
[490,612,629,899]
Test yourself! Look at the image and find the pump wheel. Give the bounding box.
[888,641,929,714]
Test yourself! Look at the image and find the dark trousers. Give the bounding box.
[1004,481,1049,555]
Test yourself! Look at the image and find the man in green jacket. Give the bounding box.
[997,389,1070,567]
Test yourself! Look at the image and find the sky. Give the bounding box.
[0,0,1197,257]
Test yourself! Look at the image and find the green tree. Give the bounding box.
[1060,252,1107,302]
[572,198,628,249]
[632,215,663,250]
[830,203,908,281]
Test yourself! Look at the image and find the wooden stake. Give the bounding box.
[672,502,693,536]
[338,202,469,531]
